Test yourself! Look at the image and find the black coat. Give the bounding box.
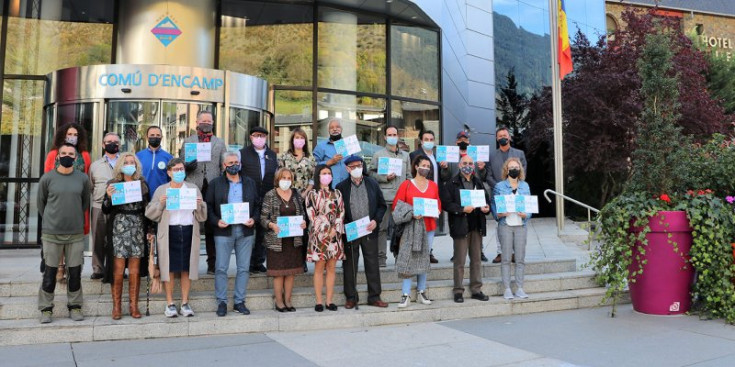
[239,144,278,198]
[101,179,153,283]
[440,173,491,239]
[336,176,387,241]
[205,173,262,237]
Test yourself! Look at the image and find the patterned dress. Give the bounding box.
[278,151,316,192]
[305,189,345,262]
[111,201,146,258]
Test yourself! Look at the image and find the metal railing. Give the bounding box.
[543,189,600,249]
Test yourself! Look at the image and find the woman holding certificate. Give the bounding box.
[102,153,152,319]
[145,158,207,318]
[260,168,307,312]
[491,157,532,300]
[392,155,441,308]
[305,165,345,312]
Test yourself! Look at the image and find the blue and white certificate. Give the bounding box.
[277,216,304,238]
[377,157,403,176]
[166,187,197,210]
[111,181,143,206]
[467,145,490,162]
[184,142,212,163]
[345,216,372,242]
[334,135,361,157]
[220,202,250,224]
[460,189,487,207]
[436,146,460,163]
[413,198,439,218]
[494,195,539,214]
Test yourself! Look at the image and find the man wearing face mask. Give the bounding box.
[37,143,91,323]
[337,155,388,308]
[88,132,121,281]
[440,130,490,262]
[239,126,278,274]
[179,110,226,275]
[205,151,260,316]
[370,125,411,267]
[410,130,441,263]
[487,127,527,264]
[313,118,348,189]
[136,126,173,200]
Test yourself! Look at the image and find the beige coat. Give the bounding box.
[145,182,207,282]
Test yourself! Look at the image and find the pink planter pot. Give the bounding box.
[628,211,694,315]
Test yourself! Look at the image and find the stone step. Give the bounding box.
[0,258,577,297]
[0,270,598,320]
[0,287,630,347]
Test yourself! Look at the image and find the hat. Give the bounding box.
[250,126,268,135]
[343,155,363,166]
[456,131,469,139]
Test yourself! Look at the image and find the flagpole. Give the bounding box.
[548,0,565,232]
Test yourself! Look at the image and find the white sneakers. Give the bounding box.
[398,294,411,308]
[165,304,178,317]
[417,290,432,305]
[515,288,529,299]
[180,303,195,317]
[503,288,514,300]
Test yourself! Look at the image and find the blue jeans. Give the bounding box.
[401,231,434,294]
[214,225,254,304]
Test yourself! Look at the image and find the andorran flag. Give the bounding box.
[558,0,573,79]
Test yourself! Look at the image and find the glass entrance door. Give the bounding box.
[105,100,216,156]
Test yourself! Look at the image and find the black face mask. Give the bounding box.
[498,138,509,146]
[104,143,119,154]
[457,142,469,150]
[148,137,161,148]
[330,133,342,141]
[59,156,75,168]
[508,169,521,179]
[225,164,240,175]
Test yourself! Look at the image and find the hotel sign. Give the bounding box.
[700,35,733,61]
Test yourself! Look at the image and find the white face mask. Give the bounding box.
[279,180,292,191]
[350,167,363,179]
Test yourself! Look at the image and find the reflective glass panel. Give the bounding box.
[220,1,313,86]
[317,93,385,166]
[57,102,95,154]
[229,108,261,151]
[0,80,44,179]
[161,103,215,156]
[0,182,38,245]
[106,101,160,154]
[5,0,113,75]
[318,7,386,94]
[390,100,441,153]
[390,24,438,101]
[273,91,313,155]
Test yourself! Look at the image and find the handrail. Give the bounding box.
[543,189,599,249]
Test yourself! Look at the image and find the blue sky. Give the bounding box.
[493,0,606,40]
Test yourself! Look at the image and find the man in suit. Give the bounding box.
[239,126,278,273]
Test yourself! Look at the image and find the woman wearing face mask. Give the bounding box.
[392,155,441,308]
[305,165,345,312]
[491,157,532,300]
[145,158,207,318]
[260,168,307,312]
[43,123,92,283]
[101,153,153,319]
[278,128,315,197]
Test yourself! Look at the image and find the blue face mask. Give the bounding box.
[121,165,136,176]
[172,171,186,183]
[386,136,398,146]
[422,141,435,150]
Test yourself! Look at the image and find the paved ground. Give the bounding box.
[3,304,733,367]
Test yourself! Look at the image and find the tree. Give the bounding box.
[525,7,733,210]
[496,68,529,142]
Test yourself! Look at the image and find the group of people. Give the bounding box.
[36,114,532,324]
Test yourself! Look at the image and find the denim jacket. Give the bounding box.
[491,179,532,226]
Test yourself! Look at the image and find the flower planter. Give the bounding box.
[629,210,694,315]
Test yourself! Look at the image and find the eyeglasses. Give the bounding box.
[104,141,119,146]
[347,164,362,169]
[170,167,185,172]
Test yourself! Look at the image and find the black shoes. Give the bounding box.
[315,304,324,312]
[471,292,490,301]
[481,252,489,262]
[326,303,338,311]
[492,254,502,263]
[275,304,288,312]
[90,273,104,280]
[234,302,250,315]
[217,302,227,317]
[430,253,438,264]
[250,264,267,274]
[454,293,464,303]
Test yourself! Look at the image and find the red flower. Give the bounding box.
[659,194,671,203]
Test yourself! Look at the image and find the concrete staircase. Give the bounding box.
[0,258,627,346]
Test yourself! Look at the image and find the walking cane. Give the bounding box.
[146,236,154,317]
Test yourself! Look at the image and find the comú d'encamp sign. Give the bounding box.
[97,71,224,90]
